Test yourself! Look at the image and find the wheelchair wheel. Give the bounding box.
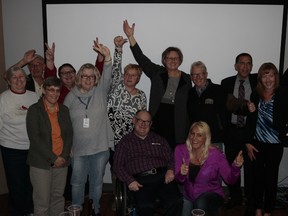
[115,179,135,216]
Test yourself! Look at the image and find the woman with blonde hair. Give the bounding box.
[64,40,113,216]
[174,121,243,216]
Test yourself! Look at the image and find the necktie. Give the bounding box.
[237,80,245,127]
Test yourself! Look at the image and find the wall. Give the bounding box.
[2,0,288,186]
[0,0,8,195]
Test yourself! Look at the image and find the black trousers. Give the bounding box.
[133,170,183,216]
[224,126,254,205]
[252,141,283,213]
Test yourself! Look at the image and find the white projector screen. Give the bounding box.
[45,3,284,103]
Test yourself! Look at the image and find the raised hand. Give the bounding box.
[114,36,127,48]
[93,38,111,61]
[45,42,55,62]
[22,49,37,65]
[180,158,189,175]
[123,20,135,38]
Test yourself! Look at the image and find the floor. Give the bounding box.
[1,185,288,216]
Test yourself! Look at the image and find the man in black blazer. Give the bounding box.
[221,53,257,216]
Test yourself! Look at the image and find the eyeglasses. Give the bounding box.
[45,87,61,93]
[165,57,180,62]
[135,117,152,126]
[81,75,96,80]
[191,72,206,78]
[60,71,75,77]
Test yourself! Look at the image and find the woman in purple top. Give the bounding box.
[174,121,243,216]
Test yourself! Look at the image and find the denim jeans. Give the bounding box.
[0,146,33,216]
[71,150,109,214]
[182,192,224,216]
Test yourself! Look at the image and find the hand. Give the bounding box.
[164,169,175,184]
[114,36,127,48]
[128,181,143,192]
[234,150,244,167]
[93,38,111,60]
[123,20,135,38]
[45,42,55,62]
[246,143,258,161]
[53,156,66,168]
[22,49,37,65]
[247,101,256,113]
[180,158,189,176]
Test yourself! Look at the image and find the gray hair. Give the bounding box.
[5,66,27,81]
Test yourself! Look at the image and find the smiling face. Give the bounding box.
[163,51,181,71]
[234,55,253,79]
[80,68,96,92]
[28,57,45,79]
[43,85,61,107]
[124,68,140,88]
[59,65,76,89]
[133,110,152,139]
[260,70,276,90]
[191,65,208,89]
[8,70,27,93]
[189,126,206,151]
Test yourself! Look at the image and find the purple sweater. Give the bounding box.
[174,144,240,201]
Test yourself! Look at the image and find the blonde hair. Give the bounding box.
[75,63,101,88]
[186,121,212,165]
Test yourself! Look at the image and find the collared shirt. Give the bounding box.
[113,131,174,185]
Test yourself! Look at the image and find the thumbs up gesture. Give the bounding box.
[180,158,189,176]
[234,150,244,167]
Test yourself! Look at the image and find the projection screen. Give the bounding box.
[43,2,285,102]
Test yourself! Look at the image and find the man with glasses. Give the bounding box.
[11,44,57,97]
[113,110,183,216]
[187,61,225,144]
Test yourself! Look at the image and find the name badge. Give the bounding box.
[83,118,90,128]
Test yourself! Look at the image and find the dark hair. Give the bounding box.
[235,53,253,64]
[161,47,183,66]
[43,76,61,89]
[58,63,76,77]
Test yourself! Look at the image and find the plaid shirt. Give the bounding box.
[113,131,174,185]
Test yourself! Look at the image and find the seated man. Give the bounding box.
[113,110,183,216]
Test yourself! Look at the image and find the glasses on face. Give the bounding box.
[191,72,206,78]
[165,57,180,62]
[81,75,96,80]
[45,87,61,93]
[60,71,75,77]
[135,117,152,126]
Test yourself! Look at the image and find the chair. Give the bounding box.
[115,178,164,216]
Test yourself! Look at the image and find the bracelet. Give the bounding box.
[104,59,111,62]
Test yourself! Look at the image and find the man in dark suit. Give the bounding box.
[221,53,257,216]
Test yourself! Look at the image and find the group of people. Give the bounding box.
[0,19,287,216]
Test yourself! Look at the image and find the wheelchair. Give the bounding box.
[115,178,165,216]
[115,178,136,216]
